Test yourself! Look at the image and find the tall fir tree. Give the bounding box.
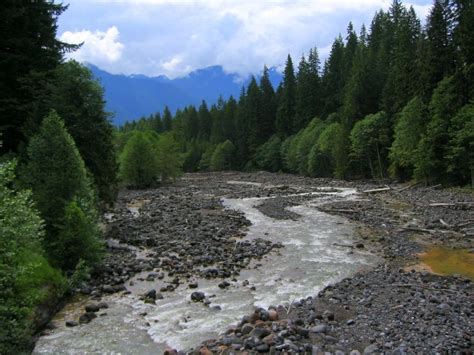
[0,1,78,154]
[275,55,297,136]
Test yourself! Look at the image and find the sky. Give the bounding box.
[58,0,434,79]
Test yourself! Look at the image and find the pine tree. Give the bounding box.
[50,60,118,205]
[295,50,321,131]
[276,55,296,136]
[162,106,173,132]
[259,66,277,142]
[21,111,99,268]
[321,36,346,117]
[245,76,262,152]
[198,101,212,141]
[0,1,78,154]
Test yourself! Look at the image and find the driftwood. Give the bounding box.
[439,219,451,228]
[401,227,435,234]
[426,202,474,207]
[362,187,391,194]
[391,283,459,294]
[398,182,421,192]
[320,208,357,214]
[456,220,474,229]
[333,242,355,248]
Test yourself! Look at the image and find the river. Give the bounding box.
[34,187,377,354]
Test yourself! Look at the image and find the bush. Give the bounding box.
[156,133,184,182]
[308,122,343,177]
[389,96,427,179]
[296,118,327,175]
[52,200,102,271]
[350,111,390,179]
[0,160,66,354]
[199,145,216,171]
[255,135,282,172]
[120,131,160,187]
[210,140,236,171]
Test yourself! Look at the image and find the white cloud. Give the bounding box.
[60,26,124,65]
[59,1,432,78]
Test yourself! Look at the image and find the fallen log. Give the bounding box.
[362,187,391,194]
[398,182,421,192]
[320,208,357,214]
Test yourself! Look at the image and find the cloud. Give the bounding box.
[58,1,432,78]
[60,26,124,66]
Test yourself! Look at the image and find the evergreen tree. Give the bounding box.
[21,111,99,268]
[0,1,78,154]
[162,106,173,132]
[295,50,321,131]
[276,55,297,136]
[198,101,212,141]
[259,66,277,142]
[50,60,118,205]
[150,112,164,133]
[245,77,262,152]
[321,36,346,117]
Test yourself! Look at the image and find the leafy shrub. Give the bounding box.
[120,131,160,187]
[0,160,66,354]
[255,135,282,172]
[210,140,236,171]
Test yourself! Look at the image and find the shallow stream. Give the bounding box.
[34,187,378,354]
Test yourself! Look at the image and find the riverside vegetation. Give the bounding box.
[0,0,473,354]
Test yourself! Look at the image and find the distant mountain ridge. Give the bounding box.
[87,64,282,125]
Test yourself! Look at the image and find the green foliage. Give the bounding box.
[210,140,236,171]
[21,111,99,269]
[389,96,427,179]
[255,135,282,172]
[445,104,474,186]
[296,118,327,175]
[50,60,118,205]
[308,122,343,177]
[0,1,78,154]
[199,145,216,171]
[350,111,390,179]
[414,75,463,184]
[0,160,66,354]
[276,55,297,136]
[156,133,184,182]
[120,131,159,187]
[53,200,102,271]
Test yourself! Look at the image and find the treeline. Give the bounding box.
[120,0,473,187]
[1,2,117,352]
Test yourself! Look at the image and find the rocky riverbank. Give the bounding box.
[37,172,473,354]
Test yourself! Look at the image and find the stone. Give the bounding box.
[85,303,100,313]
[191,291,205,302]
[65,320,78,327]
[268,309,279,321]
[346,319,355,325]
[241,323,254,335]
[250,327,271,339]
[364,344,378,354]
[310,324,328,334]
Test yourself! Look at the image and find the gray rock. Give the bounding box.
[65,320,78,327]
[310,324,328,333]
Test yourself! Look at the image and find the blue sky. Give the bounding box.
[58,0,433,78]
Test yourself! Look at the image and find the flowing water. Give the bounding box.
[34,187,378,354]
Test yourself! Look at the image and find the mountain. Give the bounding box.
[87,64,282,125]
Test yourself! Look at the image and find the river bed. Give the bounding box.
[34,187,378,354]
